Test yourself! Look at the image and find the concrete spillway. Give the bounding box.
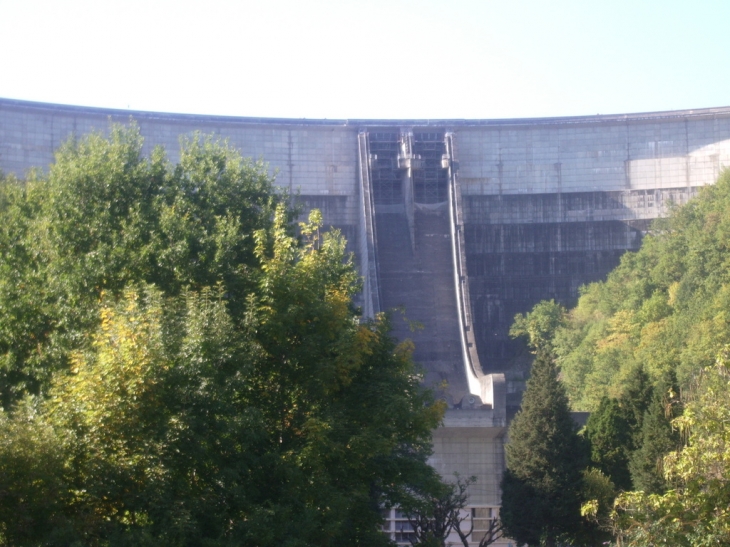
[362,129,471,402]
[362,130,505,409]
[375,209,469,403]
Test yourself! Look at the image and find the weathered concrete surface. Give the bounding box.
[4,99,730,396]
[375,208,469,403]
[429,409,507,507]
[0,98,362,256]
[425,408,509,546]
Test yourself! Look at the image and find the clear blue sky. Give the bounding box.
[2,0,729,119]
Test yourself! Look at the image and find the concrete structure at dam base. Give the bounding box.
[3,98,730,546]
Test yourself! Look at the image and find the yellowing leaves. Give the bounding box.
[0,128,444,546]
[595,310,638,352]
[50,287,168,451]
[611,351,730,546]
[667,281,680,307]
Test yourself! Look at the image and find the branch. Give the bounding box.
[455,517,504,547]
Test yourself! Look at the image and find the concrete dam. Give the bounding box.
[3,98,730,537]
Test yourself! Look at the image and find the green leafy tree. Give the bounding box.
[0,129,445,546]
[500,351,586,547]
[0,401,75,546]
[612,350,730,546]
[579,467,616,546]
[510,300,566,354]
[0,125,284,408]
[2,216,445,546]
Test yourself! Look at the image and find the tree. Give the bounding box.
[404,477,468,547]
[577,369,656,544]
[403,475,503,547]
[1,212,445,547]
[578,467,617,546]
[0,128,445,546]
[457,517,504,547]
[500,350,586,547]
[0,400,75,547]
[0,125,285,408]
[510,300,566,354]
[583,397,633,491]
[612,351,730,546]
[628,370,682,494]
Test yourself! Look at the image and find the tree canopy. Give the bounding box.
[0,127,284,408]
[0,126,444,546]
[611,351,730,546]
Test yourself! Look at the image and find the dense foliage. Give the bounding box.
[512,169,730,544]
[628,370,682,495]
[611,352,730,546]
[0,127,444,546]
[0,128,282,408]
[523,169,730,411]
[581,366,654,492]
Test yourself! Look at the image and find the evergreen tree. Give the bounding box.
[583,397,633,491]
[629,371,682,494]
[620,366,653,445]
[500,351,586,547]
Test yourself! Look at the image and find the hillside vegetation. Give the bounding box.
[508,169,730,545]
[541,169,730,411]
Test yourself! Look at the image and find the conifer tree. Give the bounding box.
[583,397,633,491]
[629,371,682,494]
[583,367,654,493]
[500,351,586,547]
[620,366,653,445]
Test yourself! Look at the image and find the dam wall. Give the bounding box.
[0,99,363,250]
[3,99,730,393]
